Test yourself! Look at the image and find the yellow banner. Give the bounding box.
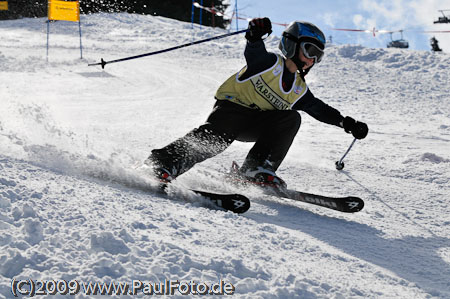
[48,0,80,22]
[0,1,8,11]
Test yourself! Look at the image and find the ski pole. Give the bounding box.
[335,138,357,170]
[88,29,248,69]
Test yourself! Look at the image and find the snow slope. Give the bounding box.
[1,14,450,298]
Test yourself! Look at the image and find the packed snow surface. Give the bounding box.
[1,14,449,298]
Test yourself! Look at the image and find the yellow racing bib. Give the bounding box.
[215,54,308,110]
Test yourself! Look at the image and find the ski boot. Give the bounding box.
[230,160,287,190]
[143,158,177,184]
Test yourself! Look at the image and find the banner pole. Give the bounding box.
[79,19,83,59]
[199,0,203,27]
[191,0,194,29]
[46,20,50,62]
[235,0,238,31]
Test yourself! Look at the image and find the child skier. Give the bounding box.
[144,18,368,188]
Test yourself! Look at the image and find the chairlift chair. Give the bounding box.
[386,31,409,49]
[434,10,450,24]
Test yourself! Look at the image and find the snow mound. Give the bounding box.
[420,153,450,163]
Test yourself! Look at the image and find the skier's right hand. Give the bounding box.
[245,17,272,42]
[342,116,369,139]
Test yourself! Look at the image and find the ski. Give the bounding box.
[133,164,250,214]
[227,177,364,213]
[264,188,364,213]
[190,189,251,214]
[225,162,364,213]
[159,183,251,214]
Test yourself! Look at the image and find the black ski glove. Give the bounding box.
[245,17,272,42]
[342,116,369,139]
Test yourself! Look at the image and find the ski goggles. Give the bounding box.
[300,42,324,63]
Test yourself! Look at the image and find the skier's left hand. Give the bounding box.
[342,116,368,139]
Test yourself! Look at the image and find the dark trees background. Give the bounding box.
[0,0,230,29]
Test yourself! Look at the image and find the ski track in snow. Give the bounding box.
[1,14,449,298]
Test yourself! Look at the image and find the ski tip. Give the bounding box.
[232,194,251,214]
[217,193,251,214]
[343,196,364,213]
[190,190,251,214]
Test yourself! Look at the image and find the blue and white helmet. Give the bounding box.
[279,21,326,60]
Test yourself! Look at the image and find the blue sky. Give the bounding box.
[223,0,450,52]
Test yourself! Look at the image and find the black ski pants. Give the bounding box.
[149,100,301,176]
